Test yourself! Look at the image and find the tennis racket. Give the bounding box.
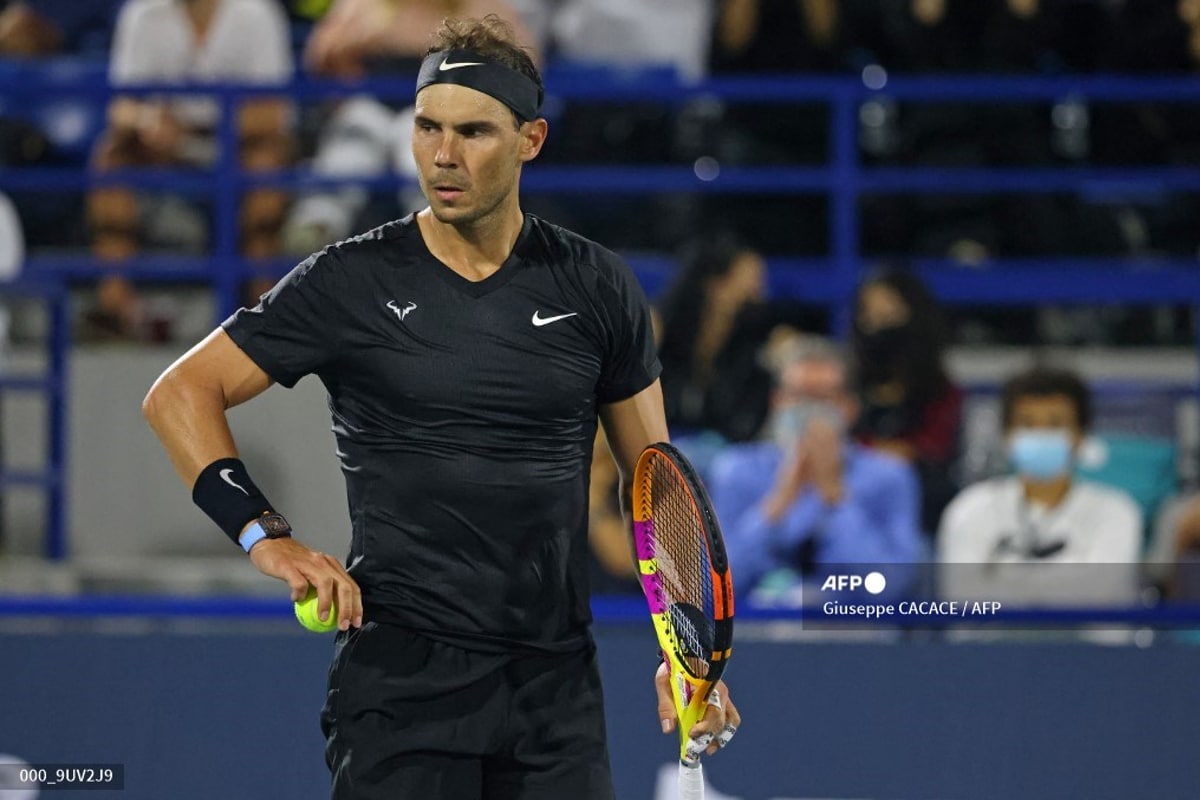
[632,442,735,800]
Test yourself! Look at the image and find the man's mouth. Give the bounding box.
[433,184,466,202]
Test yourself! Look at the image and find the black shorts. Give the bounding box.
[320,622,615,800]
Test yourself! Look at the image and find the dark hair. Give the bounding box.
[851,265,949,404]
[426,15,542,126]
[1001,366,1092,431]
[657,232,751,370]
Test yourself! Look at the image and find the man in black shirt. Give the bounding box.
[143,14,739,800]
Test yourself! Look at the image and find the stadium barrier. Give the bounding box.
[2,598,1199,800]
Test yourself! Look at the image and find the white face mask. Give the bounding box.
[770,400,843,452]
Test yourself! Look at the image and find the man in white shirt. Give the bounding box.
[86,0,294,338]
[938,366,1143,608]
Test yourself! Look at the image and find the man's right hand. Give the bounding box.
[248,537,364,631]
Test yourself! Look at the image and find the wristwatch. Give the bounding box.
[239,513,293,553]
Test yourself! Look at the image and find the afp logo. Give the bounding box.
[821,571,887,595]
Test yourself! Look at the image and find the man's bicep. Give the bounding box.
[597,379,669,480]
[170,328,275,409]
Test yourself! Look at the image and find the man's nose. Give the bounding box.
[434,133,459,167]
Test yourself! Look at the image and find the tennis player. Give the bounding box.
[143,14,740,799]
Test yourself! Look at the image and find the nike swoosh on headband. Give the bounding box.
[439,58,484,71]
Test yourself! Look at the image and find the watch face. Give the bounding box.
[260,514,292,538]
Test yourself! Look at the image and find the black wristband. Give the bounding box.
[192,458,275,546]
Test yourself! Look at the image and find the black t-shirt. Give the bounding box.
[223,213,660,652]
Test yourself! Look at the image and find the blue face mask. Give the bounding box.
[1008,429,1074,481]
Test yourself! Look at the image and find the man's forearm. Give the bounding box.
[142,367,240,487]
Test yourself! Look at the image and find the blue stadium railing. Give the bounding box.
[2,67,1200,561]
[2,593,1200,629]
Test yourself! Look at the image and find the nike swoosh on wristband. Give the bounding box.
[219,468,250,496]
[532,311,578,327]
[439,58,484,71]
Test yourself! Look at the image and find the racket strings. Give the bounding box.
[650,456,717,678]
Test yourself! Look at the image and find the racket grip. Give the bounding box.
[678,760,705,800]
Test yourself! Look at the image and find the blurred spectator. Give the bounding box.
[873,0,981,73]
[1087,0,1200,264]
[709,334,922,605]
[937,366,1142,607]
[706,0,843,166]
[656,235,776,468]
[863,0,1081,264]
[549,0,711,79]
[304,0,538,79]
[1145,493,1200,600]
[0,189,22,547]
[1166,496,1200,601]
[283,1,533,255]
[978,0,1103,73]
[851,267,962,535]
[0,0,123,57]
[85,0,294,340]
[0,191,20,280]
[712,0,845,73]
[520,0,714,247]
[700,0,867,250]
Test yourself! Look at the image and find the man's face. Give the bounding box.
[769,357,856,451]
[412,84,541,226]
[777,359,845,410]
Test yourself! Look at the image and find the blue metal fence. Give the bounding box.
[2,66,1200,559]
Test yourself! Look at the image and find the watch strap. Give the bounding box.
[239,513,292,554]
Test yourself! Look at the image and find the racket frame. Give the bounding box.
[632,442,734,764]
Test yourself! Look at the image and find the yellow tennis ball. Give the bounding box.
[294,587,338,633]
[292,0,333,20]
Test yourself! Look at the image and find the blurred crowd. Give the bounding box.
[0,0,1198,612]
[596,252,1198,614]
[0,0,1195,339]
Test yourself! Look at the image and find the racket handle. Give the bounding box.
[678,760,705,800]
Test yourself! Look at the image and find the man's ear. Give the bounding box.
[519,118,548,162]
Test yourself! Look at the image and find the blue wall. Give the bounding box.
[2,624,1199,799]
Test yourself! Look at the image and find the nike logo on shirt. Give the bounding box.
[531,311,579,327]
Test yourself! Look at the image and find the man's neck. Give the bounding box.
[417,205,525,283]
[1021,474,1073,509]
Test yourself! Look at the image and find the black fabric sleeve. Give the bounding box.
[221,249,349,388]
[594,250,662,404]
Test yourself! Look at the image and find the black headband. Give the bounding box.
[415,49,543,122]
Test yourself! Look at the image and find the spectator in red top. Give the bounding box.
[851,266,962,536]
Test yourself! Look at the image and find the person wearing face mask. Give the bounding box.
[708,335,923,604]
[937,366,1142,608]
[852,267,963,537]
